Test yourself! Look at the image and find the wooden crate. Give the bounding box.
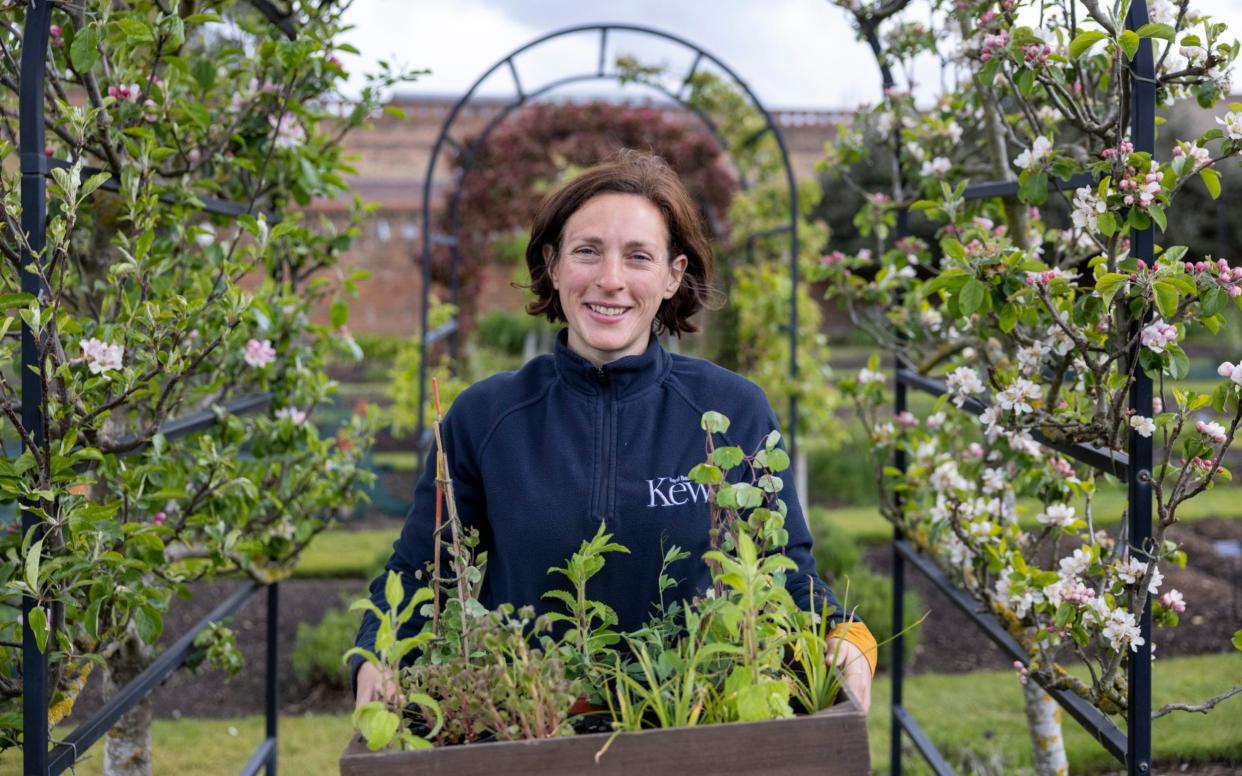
[340,689,870,776]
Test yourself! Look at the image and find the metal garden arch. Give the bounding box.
[415,23,809,463]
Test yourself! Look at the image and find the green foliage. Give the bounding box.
[808,508,864,582]
[293,604,360,689]
[0,0,413,749]
[805,434,880,507]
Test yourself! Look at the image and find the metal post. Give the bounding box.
[266,583,279,775]
[890,368,908,776]
[1126,2,1155,774]
[19,3,52,774]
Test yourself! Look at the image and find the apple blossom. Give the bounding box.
[1129,415,1156,438]
[244,338,277,368]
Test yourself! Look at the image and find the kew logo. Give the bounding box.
[646,475,710,508]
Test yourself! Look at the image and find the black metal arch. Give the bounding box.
[416,23,805,463]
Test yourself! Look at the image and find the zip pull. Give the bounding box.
[593,366,608,383]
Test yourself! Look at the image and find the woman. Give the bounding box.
[353,150,875,712]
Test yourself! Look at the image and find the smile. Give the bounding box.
[587,303,629,316]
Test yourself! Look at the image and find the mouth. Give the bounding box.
[585,303,630,318]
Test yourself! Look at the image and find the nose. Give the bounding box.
[595,253,625,292]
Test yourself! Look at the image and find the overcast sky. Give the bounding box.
[339,0,1242,111]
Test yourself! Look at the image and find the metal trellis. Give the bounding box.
[883,4,1157,775]
[17,2,298,773]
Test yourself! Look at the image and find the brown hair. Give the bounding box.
[525,149,715,336]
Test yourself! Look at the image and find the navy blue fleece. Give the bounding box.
[352,331,843,681]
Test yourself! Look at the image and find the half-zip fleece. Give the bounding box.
[352,330,860,682]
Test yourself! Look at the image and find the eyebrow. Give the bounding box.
[566,235,660,252]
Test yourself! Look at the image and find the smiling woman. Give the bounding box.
[352,149,877,716]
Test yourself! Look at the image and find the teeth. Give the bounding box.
[588,304,627,316]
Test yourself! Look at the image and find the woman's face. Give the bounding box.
[547,193,687,367]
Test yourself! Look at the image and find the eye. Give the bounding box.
[630,253,654,262]
[573,245,598,256]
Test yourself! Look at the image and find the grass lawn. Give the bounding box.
[12,653,1237,775]
[294,530,394,578]
[869,652,1242,773]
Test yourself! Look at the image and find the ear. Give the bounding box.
[664,254,688,299]
[543,243,559,290]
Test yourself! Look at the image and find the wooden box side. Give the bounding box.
[341,687,870,776]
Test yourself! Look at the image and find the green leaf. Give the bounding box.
[1200,168,1222,199]
[70,26,99,73]
[114,17,154,44]
[330,299,349,329]
[1200,286,1227,317]
[755,447,790,473]
[1069,30,1108,59]
[700,411,730,435]
[1233,629,1242,651]
[1019,170,1049,205]
[28,606,49,652]
[1153,281,1179,318]
[1119,30,1140,60]
[354,702,400,751]
[689,463,723,485]
[999,303,1017,333]
[1136,22,1175,41]
[959,277,986,315]
[1097,211,1117,237]
[24,538,42,593]
[1168,347,1190,380]
[1095,273,1129,306]
[1149,205,1166,232]
[133,604,163,644]
[384,571,403,612]
[712,446,745,469]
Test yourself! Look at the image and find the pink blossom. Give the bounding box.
[244,338,276,368]
[152,511,166,526]
[80,337,124,374]
[1160,590,1186,613]
[275,407,308,426]
[49,24,61,38]
[895,410,919,428]
[821,251,847,266]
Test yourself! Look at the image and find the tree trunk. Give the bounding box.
[1023,679,1069,776]
[103,625,156,776]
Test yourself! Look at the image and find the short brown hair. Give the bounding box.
[525,149,715,336]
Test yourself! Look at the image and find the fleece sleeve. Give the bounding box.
[349,404,490,695]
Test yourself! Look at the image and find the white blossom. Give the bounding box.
[1102,608,1145,652]
[275,407,308,426]
[1013,136,1053,170]
[1071,186,1107,233]
[858,367,886,386]
[996,377,1041,415]
[1140,319,1178,354]
[981,467,1007,494]
[946,366,986,406]
[1059,547,1092,578]
[80,338,124,374]
[1129,415,1156,438]
[1215,111,1242,140]
[921,156,952,177]
[1037,502,1076,528]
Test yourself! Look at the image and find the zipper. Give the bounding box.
[593,366,614,521]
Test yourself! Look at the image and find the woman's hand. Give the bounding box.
[825,637,872,714]
[354,662,399,710]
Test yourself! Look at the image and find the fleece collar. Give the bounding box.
[553,328,671,399]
